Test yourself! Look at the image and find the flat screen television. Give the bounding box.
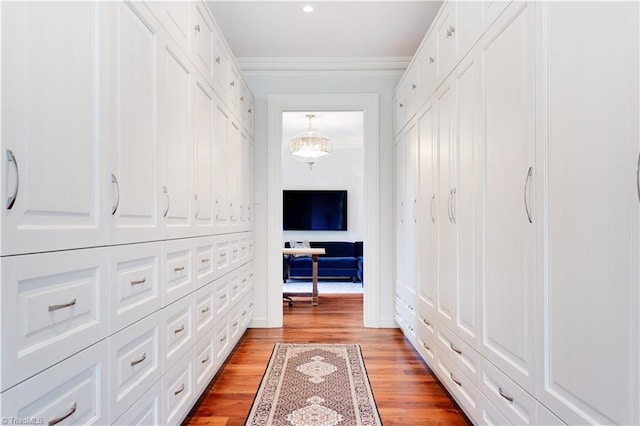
[283,190,347,231]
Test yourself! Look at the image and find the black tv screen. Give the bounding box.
[283,190,347,231]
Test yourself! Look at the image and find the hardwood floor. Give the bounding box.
[184,294,471,425]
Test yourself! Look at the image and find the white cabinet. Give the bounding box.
[149,1,192,54]
[534,2,639,424]
[159,36,194,239]
[193,78,216,233]
[478,1,536,393]
[163,294,195,373]
[213,101,231,232]
[107,1,162,245]
[112,379,162,426]
[1,1,108,256]
[163,239,195,306]
[404,122,419,301]
[394,134,406,299]
[192,2,214,81]
[162,348,195,425]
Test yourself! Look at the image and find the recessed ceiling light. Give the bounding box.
[303,5,314,13]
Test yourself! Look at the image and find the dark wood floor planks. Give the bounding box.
[184,293,471,425]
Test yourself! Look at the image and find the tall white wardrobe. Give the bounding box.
[0,2,255,424]
[394,1,639,424]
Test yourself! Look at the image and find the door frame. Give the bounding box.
[266,93,380,327]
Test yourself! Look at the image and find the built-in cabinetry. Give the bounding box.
[0,1,255,424]
[394,1,639,424]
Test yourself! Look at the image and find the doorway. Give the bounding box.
[266,94,380,328]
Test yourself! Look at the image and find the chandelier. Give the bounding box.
[288,114,332,170]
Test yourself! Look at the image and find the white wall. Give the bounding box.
[247,71,400,328]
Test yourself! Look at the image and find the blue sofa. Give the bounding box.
[284,241,363,283]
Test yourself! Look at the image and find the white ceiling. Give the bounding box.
[206,1,443,60]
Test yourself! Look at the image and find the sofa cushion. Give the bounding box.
[318,257,357,269]
[310,241,354,257]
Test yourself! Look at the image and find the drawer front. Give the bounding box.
[215,319,230,364]
[110,242,162,333]
[215,276,230,318]
[112,379,162,426]
[415,319,437,368]
[164,295,195,372]
[229,238,240,266]
[230,311,241,344]
[194,329,216,395]
[109,310,163,421]
[478,391,510,426]
[417,304,436,340]
[194,237,215,289]
[194,282,215,340]
[436,324,479,387]
[1,340,108,425]
[163,239,194,306]
[436,351,480,419]
[1,248,108,391]
[163,348,195,425]
[214,238,230,277]
[229,272,241,304]
[239,236,248,261]
[479,356,537,425]
[238,265,250,295]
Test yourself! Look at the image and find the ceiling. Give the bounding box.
[206,1,442,62]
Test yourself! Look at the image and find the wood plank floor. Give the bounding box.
[184,293,471,425]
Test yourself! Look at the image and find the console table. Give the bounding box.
[282,247,325,306]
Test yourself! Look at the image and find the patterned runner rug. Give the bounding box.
[245,343,382,426]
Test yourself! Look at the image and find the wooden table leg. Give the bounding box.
[312,254,319,306]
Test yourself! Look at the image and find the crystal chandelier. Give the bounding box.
[288,114,332,170]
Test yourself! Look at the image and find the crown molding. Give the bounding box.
[236,56,411,74]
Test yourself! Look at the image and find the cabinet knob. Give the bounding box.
[230,80,235,87]
[446,25,456,38]
[194,24,200,33]
[411,83,417,90]
[240,96,244,102]
[248,108,252,114]
[216,56,221,64]
[429,56,435,64]
[399,102,404,108]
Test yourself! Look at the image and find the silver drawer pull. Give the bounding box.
[202,306,210,314]
[220,253,227,258]
[242,279,247,283]
[215,56,221,64]
[422,318,431,327]
[499,387,514,403]
[174,266,185,272]
[130,352,147,367]
[450,372,462,387]
[242,310,247,316]
[220,294,227,299]
[49,402,77,426]
[450,343,462,355]
[232,321,238,327]
[201,355,210,364]
[6,149,19,210]
[131,278,146,286]
[111,173,120,215]
[201,258,210,264]
[233,285,238,290]
[422,342,430,351]
[48,298,77,312]
[249,303,254,308]
[220,336,226,342]
[174,383,185,396]
[194,24,200,32]
[174,324,185,334]
[524,166,533,223]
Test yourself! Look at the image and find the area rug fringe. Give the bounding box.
[245,343,382,426]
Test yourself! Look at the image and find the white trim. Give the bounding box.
[267,94,381,328]
[238,56,411,73]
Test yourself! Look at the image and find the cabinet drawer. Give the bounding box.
[163,239,195,306]
[164,295,195,372]
[112,379,162,426]
[194,282,215,340]
[163,348,195,425]
[239,236,249,261]
[214,275,230,318]
[110,242,162,333]
[194,328,216,396]
[479,356,537,425]
[229,238,240,267]
[194,236,215,289]
[1,248,108,391]
[214,318,230,364]
[109,310,163,421]
[229,310,242,344]
[229,272,241,305]
[214,237,230,278]
[436,351,480,419]
[436,324,479,387]
[239,265,250,296]
[416,305,436,340]
[1,340,108,425]
[478,391,510,425]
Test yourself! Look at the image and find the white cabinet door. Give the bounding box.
[149,1,192,54]
[394,135,406,297]
[435,3,456,83]
[478,2,535,393]
[228,120,242,229]
[211,29,230,101]
[192,2,214,81]
[1,2,107,255]
[159,36,193,239]
[405,121,419,300]
[418,104,437,312]
[193,78,215,233]
[213,102,230,232]
[535,2,639,424]
[452,54,480,349]
[436,80,456,331]
[108,1,162,245]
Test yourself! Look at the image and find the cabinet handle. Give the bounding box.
[240,96,244,102]
[451,188,457,224]
[130,352,147,367]
[230,202,234,220]
[450,372,462,387]
[194,194,200,219]
[498,387,514,403]
[48,402,77,426]
[201,355,210,364]
[220,293,227,299]
[201,306,210,314]
[233,284,238,290]
[194,24,200,32]
[400,201,404,224]
[429,56,435,64]
[248,108,253,114]
[48,298,77,312]
[450,343,462,355]
[6,149,19,210]
[422,318,431,327]
[636,153,639,203]
[447,190,453,223]
[201,258,210,264]
[220,335,226,342]
[232,320,238,327]
[174,383,185,396]
[411,83,417,90]
[130,278,146,286]
[163,186,170,217]
[422,342,430,351]
[215,198,220,219]
[174,266,185,272]
[111,173,120,215]
[399,102,404,109]
[524,166,533,223]
[430,194,436,223]
[446,25,456,38]
[215,56,221,64]
[174,324,185,334]
[230,80,235,87]
[413,198,417,223]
